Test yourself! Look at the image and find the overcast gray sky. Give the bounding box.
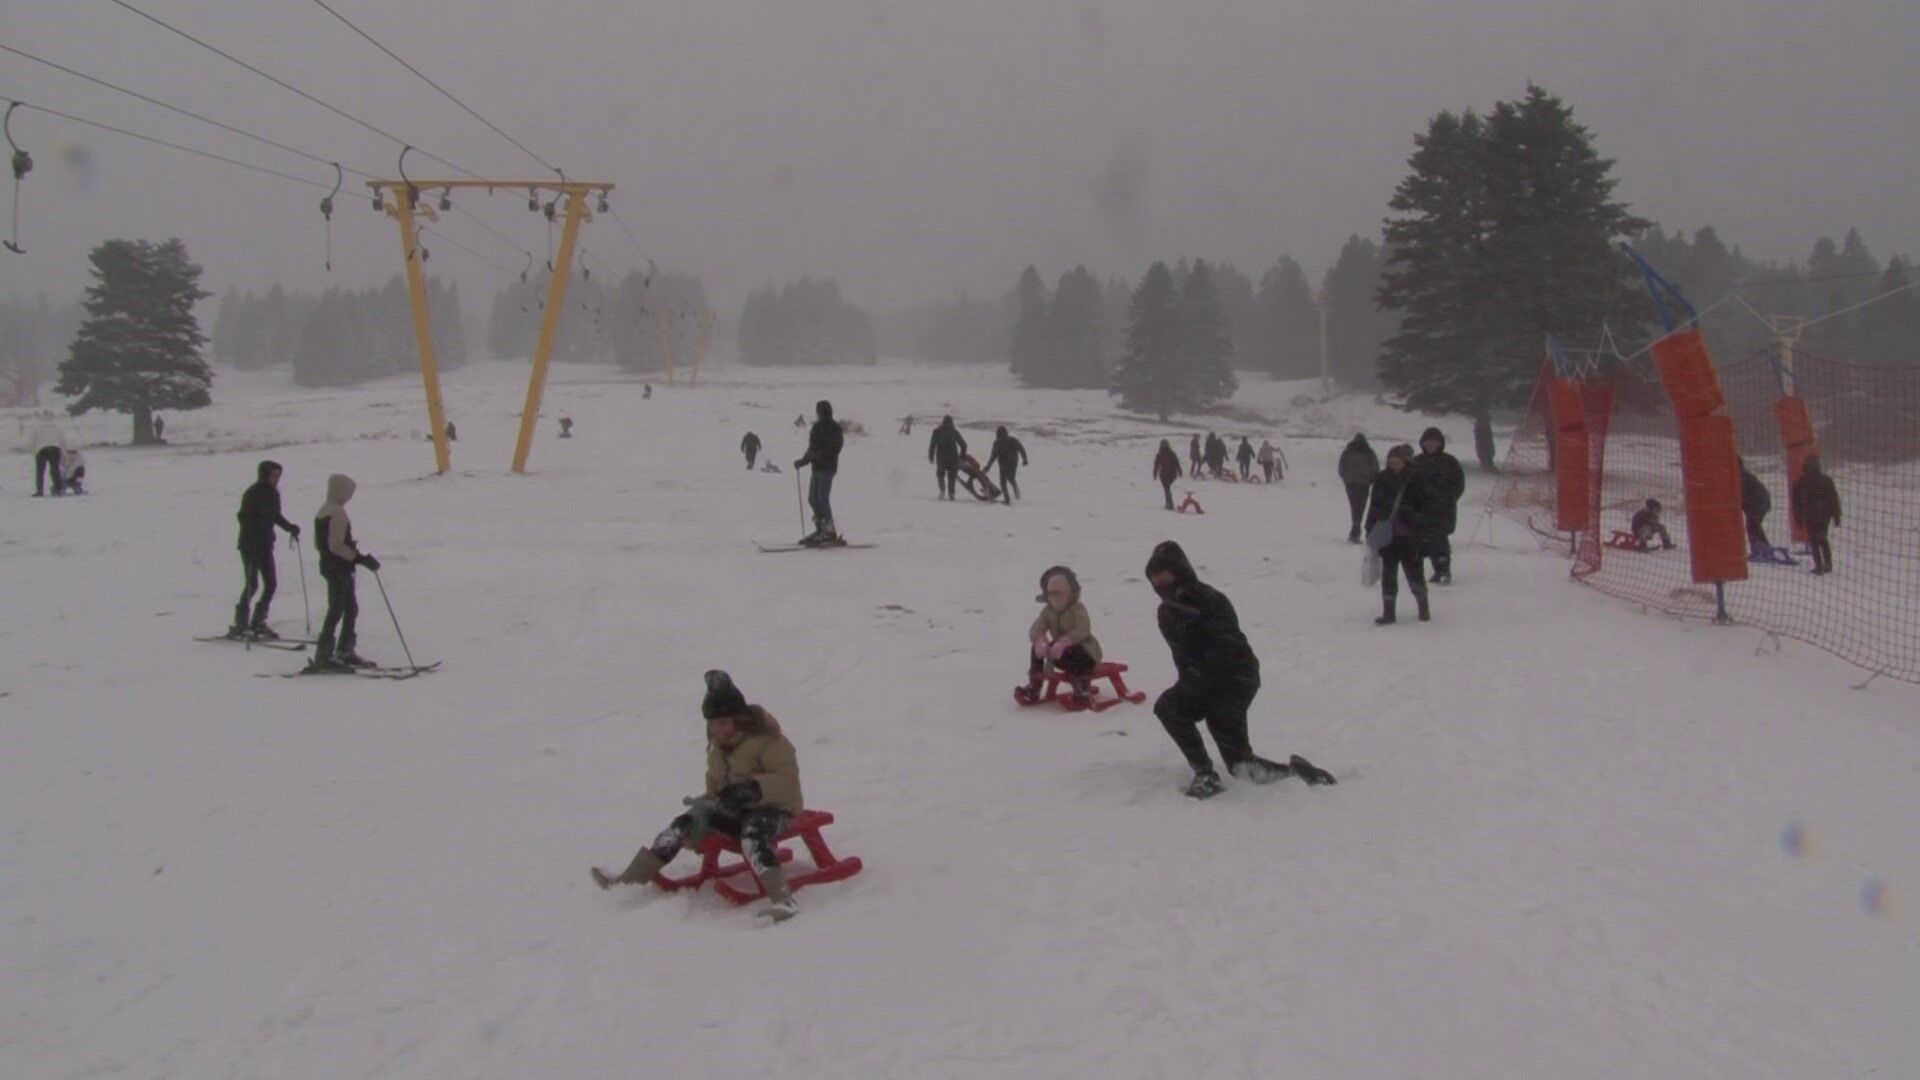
[1,0,1915,316]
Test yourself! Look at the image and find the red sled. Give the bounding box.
[1013,660,1149,713]
[1605,530,1648,551]
[1177,493,1205,514]
[651,808,864,905]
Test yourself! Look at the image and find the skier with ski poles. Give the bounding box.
[230,460,301,639]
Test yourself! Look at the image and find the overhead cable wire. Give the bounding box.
[2,95,336,191]
[101,0,487,181]
[305,0,560,177]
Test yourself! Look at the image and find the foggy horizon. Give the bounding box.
[2,0,1915,318]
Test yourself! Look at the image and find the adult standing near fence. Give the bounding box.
[1337,434,1379,544]
[1738,458,1772,554]
[1791,457,1841,575]
[1415,427,1465,584]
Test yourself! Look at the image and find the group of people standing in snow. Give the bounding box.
[228,460,381,671]
[1338,427,1465,625]
[1182,432,1286,483]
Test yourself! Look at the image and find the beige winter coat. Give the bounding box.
[1029,600,1103,666]
[705,706,804,815]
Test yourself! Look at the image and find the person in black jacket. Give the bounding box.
[1414,427,1465,583]
[928,415,968,501]
[1204,433,1228,479]
[1630,499,1674,550]
[1143,541,1335,798]
[741,431,762,470]
[1791,457,1842,574]
[794,400,844,544]
[1337,434,1379,543]
[1738,458,1772,554]
[1153,440,1183,510]
[985,426,1028,504]
[1235,437,1255,481]
[230,460,301,638]
[1366,444,1434,625]
[1188,434,1203,478]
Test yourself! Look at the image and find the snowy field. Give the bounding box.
[4,358,1917,1079]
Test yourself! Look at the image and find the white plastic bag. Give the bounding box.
[1362,547,1382,587]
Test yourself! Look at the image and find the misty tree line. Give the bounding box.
[0,295,81,404]
[738,277,877,366]
[210,277,469,387]
[485,268,711,372]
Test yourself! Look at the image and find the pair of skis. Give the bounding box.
[194,633,310,653]
[200,632,438,679]
[755,538,875,553]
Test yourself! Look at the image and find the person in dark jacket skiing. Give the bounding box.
[794,400,844,544]
[1738,458,1772,554]
[1153,440,1183,510]
[741,431,762,470]
[928,415,968,501]
[1414,427,1465,583]
[1337,434,1379,543]
[1143,540,1335,798]
[589,670,805,921]
[230,460,301,638]
[1630,499,1674,550]
[985,426,1028,504]
[1791,457,1842,574]
[1235,437,1256,481]
[1367,444,1435,625]
[311,473,379,670]
[1188,433,1203,478]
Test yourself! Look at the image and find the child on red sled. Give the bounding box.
[1016,565,1103,708]
[590,670,805,921]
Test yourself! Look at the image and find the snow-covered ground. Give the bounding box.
[3,358,1916,1079]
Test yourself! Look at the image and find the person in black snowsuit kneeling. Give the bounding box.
[312,473,380,670]
[1337,434,1378,543]
[1630,499,1674,550]
[985,426,1028,504]
[1414,427,1464,583]
[1738,458,1772,554]
[1367,444,1436,625]
[928,415,968,500]
[741,431,762,470]
[1143,540,1335,798]
[231,460,301,638]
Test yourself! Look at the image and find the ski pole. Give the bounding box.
[293,533,311,638]
[795,466,807,537]
[370,567,420,672]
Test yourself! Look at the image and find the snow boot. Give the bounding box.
[1067,676,1094,709]
[1431,556,1452,585]
[1184,771,1226,800]
[1228,756,1293,785]
[249,622,280,640]
[303,657,354,674]
[226,623,251,640]
[1289,754,1337,785]
[1014,675,1044,705]
[1375,597,1397,626]
[338,651,376,669]
[592,848,665,890]
[756,865,799,922]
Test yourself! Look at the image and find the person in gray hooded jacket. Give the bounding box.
[311,474,380,670]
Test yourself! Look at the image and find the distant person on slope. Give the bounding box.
[1257,440,1284,483]
[1205,433,1228,479]
[1630,499,1674,550]
[1153,440,1183,510]
[985,426,1028,504]
[1144,540,1335,799]
[793,400,844,545]
[1791,457,1842,575]
[928,415,968,501]
[1414,427,1465,584]
[559,416,573,438]
[1017,566,1102,707]
[153,415,165,442]
[230,460,301,639]
[1366,444,1435,626]
[1236,437,1256,481]
[311,473,380,671]
[1188,434,1203,478]
[741,431,762,470]
[590,670,805,922]
[1337,434,1379,543]
[32,443,62,496]
[1738,458,1772,555]
[899,415,914,436]
[57,447,86,495]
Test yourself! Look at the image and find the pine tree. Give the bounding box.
[1008,265,1052,385]
[1380,87,1647,469]
[1180,260,1237,403]
[1248,256,1318,377]
[1048,266,1107,389]
[1212,263,1256,367]
[1860,257,1919,365]
[1111,262,1185,422]
[1321,235,1394,390]
[56,238,212,443]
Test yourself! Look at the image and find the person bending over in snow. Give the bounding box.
[985,426,1028,504]
[231,460,301,638]
[1017,566,1102,707]
[1144,541,1335,798]
[311,474,380,670]
[1153,440,1183,510]
[1738,457,1772,555]
[1630,499,1673,550]
[1236,436,1255,481]
[741,430,762,470]
[590,670,805,921]
[928,415,968,501]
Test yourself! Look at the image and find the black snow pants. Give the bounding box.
[648,797,792,874]
[936,461,960,499]
[316,566,359,661]
[1154,680,1258,776]
[236,544,278,629]
[1345,482,1370,540]
[34,446,60,496]
[997,464,1020,503]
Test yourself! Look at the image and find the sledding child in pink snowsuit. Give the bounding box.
[1016,566,1103,707]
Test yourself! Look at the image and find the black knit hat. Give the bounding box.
[701,669,748,719]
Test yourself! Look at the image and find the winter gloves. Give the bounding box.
[356,554,380,571]
[718,779,762,812]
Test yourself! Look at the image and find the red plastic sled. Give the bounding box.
[1177,493,1205,514]
[1014,660,1149,713]
[1605,530,1647,551]
[651,808,864,905]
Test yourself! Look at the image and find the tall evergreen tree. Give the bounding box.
[1321,235,1395,390]
[1247,256,1318,377]
[1008,265,1052,385]
[1111,262,1186,422]
[1048,265,1107,389]
[1380,87,1648,469]
[1861,256,1919,365]
[1212,263,1256,367]
[1179,260,1237,402]
[56,238,212,443]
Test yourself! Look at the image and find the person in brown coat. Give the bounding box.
[1791,457,1842,575]
[1017,566,1103,706]
[591,670,805,920]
